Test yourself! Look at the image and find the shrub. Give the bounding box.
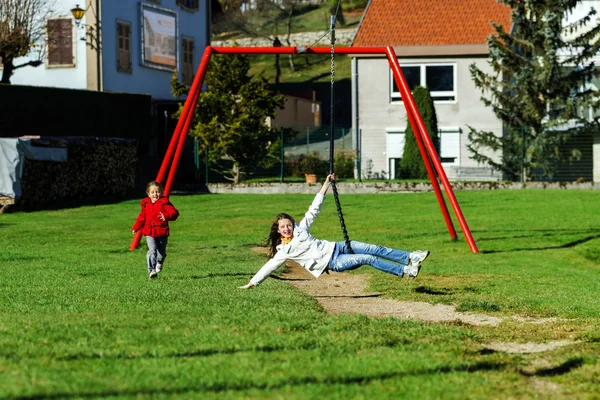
[400,86,440,179]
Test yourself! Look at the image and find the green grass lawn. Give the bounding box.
[1,189,600,398]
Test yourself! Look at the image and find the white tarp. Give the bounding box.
[0,138,67,199]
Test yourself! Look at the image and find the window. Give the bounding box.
[177,0,199,11]
[386,127,460,172]
[439,127,461,165]
[385,128,405,179]
[181,37,194,85]
[47,18,74,67]
[391,63,456,102]
[117,21,132,73]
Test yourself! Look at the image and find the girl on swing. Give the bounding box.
[239,173,430,289]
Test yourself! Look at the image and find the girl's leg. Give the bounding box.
[330,253,405,277]
[155,237,168,272]
[146,236,158,274]
[347,241,411,265]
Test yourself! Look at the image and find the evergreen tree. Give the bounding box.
[469,0,600,182]
[400,86,440,179]
[172,52,285,184]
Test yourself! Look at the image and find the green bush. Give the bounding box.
[333,151,355,178]
[298,152,329,177]
[400,86,440,179]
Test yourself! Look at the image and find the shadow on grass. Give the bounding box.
[414,286,452,296]
[184,273,251,280]
[314,294,382,299]
[473,228,600,254]
[11,360,507,399]
[520,357,585,377]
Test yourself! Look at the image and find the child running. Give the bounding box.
[132,181,180,279]
[239,173,429,289]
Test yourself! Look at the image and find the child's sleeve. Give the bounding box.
[249,251,287,286]
[163,201,180,221]
[297,193,325,232]
[132,206,145,232]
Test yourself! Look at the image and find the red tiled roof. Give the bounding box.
[352,0,512,47]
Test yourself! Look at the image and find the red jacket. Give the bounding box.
[132,197,179,237]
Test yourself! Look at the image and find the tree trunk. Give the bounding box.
[233,163,240,185]
[285,7,295,72]
[1,56,14,84]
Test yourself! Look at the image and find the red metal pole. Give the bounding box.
[130,46,214,250]
[385,52,457,241]
[163,84,201,195]
[211,46,387,55]
[130,45,477,251]
[386,47,478,253]
[162,47,214,195]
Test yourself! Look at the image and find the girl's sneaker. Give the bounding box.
[410,250,430,267]
[156,264,163,273]
[149,270,158,279]
[406,250,430,279]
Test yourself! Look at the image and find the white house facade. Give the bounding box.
[351,0,600,182]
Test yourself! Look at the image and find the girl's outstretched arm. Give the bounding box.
[239,282,254,289]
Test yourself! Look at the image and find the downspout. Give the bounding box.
[206,0,212,46]
[352,56,359,180]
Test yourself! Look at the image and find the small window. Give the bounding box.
[177,0,199,11]
[181,37,194,85]
[117,21,131,73]
[439,127,461,165]
[391,63,456,102]
[47,18,74,67]
[117,21,132,73]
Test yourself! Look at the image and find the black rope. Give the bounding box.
[328,13,353,254]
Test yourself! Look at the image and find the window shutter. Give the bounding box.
[48,19,73,66]
[117,22,132,73]
[182,38,194,85]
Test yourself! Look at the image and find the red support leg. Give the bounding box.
[163,83,202,195]
[386,47,478,253]
[130,47,214,250]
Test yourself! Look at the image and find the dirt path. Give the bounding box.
[271,254,578,354]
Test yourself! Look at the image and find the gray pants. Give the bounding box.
[146,236,168,273]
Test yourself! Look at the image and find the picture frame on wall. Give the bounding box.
[140,3,178,71]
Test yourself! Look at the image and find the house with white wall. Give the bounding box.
[350,0,511,181]
[7,0,209,100]
[350,0,600,182]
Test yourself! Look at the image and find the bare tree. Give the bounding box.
[0,0,55,84]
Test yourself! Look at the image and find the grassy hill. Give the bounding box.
[212,1,366,84]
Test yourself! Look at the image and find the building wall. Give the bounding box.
[101,0,208,100]
[354,55,502,180]
[271,95,321,131]
[9,0,88,89]
[8,0,209,100]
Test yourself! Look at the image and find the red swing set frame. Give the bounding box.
[130,45,479,253]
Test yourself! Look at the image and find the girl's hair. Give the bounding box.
[266,213,295,257]
[146,181,163,193]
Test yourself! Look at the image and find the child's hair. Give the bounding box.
[266,213,295,257]
[146,181,163,194]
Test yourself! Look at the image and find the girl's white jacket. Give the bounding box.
[250,192,335,286]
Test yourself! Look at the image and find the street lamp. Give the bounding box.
[71,2,102,91]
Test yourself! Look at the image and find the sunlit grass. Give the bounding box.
[1,189,600,398]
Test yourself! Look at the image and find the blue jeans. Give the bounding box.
[146,236,168,273]
[328,241,410,277]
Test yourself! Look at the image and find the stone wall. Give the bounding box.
[212,28,357,48]
[206,181,600,194]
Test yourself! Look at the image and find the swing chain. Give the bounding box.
[330,46,335,86]
[331,179,354,254]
